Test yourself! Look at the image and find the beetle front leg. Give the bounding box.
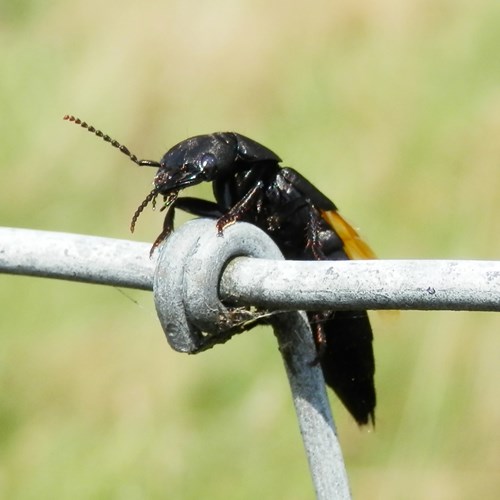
[150,197,224,256]
[150,202,177,256]
[175,197,223,218]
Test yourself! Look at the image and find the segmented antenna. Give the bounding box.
[63,115,160,168]
[64,114,178,250]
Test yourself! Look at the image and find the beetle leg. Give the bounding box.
[307,311,334,363]
[149,202,177,256]
[305,208,327,260]
[174,197,223,218]
[216,181,265,235]
[150,197,224,256]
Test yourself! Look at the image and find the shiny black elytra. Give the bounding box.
[64,115,377,426]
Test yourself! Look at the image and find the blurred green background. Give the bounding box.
[1,0,499,498]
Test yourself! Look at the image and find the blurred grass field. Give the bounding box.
[1,0,500,498]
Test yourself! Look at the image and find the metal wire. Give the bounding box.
[220,258,500,312]
[1,227,499,312]
[0,227,155,290]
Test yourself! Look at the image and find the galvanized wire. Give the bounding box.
[0,227,155,289]
[1,226,499,312]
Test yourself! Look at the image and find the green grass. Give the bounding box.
[1,1,500,498]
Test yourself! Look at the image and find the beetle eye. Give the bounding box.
[200,153,217,177]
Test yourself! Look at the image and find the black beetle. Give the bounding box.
[64,115,377,425]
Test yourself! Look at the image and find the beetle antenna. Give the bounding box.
[63,115,160,168]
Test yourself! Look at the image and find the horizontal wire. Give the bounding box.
[0,227,155,290]
[1,227,499,312]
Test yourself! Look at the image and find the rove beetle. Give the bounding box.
[64,115,377,425]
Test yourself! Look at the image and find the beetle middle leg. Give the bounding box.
[215,181,265,235]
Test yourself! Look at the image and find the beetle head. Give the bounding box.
[154,134,228,194]
[63,117,281,235]
[154,132,281,195]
